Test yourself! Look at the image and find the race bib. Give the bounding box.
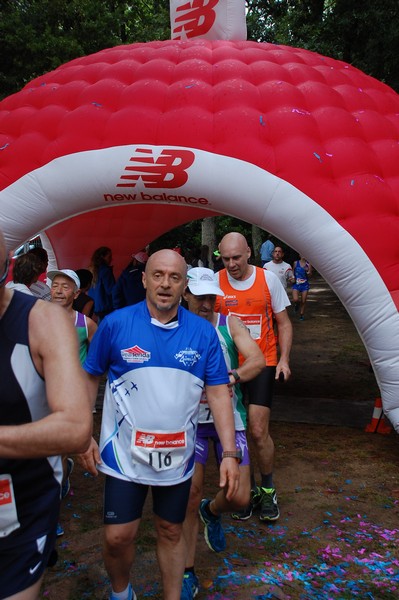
[230,313,262,340]
[0,474,20,537]
[199,389,213,423]
[131,428,187,472]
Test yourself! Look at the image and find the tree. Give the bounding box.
[245,0,399,92]
[0,0,171,99]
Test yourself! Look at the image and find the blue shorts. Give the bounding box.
[103,475,192,525]
[0,529,57,599]
[292,282,310,292]
[195,425,250,466]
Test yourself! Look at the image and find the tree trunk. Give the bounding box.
[201,217,216,268]
[252,224,263,266]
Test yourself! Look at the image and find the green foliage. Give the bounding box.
[0,0,170,99]
[150,216,255,256]
[246,0,399,91]
[2,1,398,99]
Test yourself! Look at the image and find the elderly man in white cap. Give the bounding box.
[48,269,97,364]
[112,251,149,309]
[180,267,265,600]
[48,268,98,535]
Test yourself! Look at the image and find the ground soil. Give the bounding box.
[41,274,399,600]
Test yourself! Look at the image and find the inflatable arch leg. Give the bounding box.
[1,145,399,430]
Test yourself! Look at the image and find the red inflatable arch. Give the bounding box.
[1,40,399,428]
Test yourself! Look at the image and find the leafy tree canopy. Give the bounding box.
[1,1,398,98]
[0,0,170,99]
[246,0,399,91]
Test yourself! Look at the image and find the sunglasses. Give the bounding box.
[0,257,10,286]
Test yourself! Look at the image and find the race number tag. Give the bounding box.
[199,388,213,423]
[131,428,187,472]
[230,313,262,340]
[0,474,20,537]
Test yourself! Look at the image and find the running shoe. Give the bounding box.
[181,571,199,599]
[61,457,74,499]
[259,487,280,521]
[56,522,64,537]
[109,583,136,600]
[199,499,226,552]
[231,485,262,521]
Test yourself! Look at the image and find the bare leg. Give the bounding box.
[183,463,204,568]
[155,516,186,600]
[7,577,43,600]
[292,289,299,311]
[300,290,308,317]
[210,464,250,514]
[103,521,140,593]
[247,405,273,475]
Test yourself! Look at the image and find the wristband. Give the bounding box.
[229,369,241,383]
[222,449,243,463]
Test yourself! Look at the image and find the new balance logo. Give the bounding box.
[117,148,195,189]
[173,0,218,39]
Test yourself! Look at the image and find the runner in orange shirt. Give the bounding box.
[215,232,292,521]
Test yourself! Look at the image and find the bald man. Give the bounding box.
[215,232,293,522]
[0,230,92,599]
[80,249,239,600]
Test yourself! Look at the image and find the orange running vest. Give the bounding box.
[215,267,277,366]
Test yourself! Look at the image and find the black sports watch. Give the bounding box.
[229,369,241,383]
[222,449,243,464]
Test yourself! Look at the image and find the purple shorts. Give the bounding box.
[195,424,249,466]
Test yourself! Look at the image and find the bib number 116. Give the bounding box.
[148,451,172,469]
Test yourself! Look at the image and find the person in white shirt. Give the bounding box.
[263,246,295,291]
[28,247,52,300]
[5,253,42,296]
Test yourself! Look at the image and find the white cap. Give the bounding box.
[187,267,224,296]
[47,269,80,289]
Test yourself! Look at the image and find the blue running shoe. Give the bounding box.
[109,583,136,600]
[61,457,74,499]
[56,522,64,537]
[199,499,226,552]
[181,571,199,599]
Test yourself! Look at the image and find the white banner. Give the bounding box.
[170,0,247,40]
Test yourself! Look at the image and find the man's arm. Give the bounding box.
[78,373,103,475]
[86,316,98,343]
[274,309,293,381]
[228,315,265,384]
[206,383,240,501]
[286,266,295,284]
[0,300,92,458]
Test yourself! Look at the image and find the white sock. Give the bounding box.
[111,583,131,600]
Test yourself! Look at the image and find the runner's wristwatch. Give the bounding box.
[229,369,241,382]
[222,449,243,463]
